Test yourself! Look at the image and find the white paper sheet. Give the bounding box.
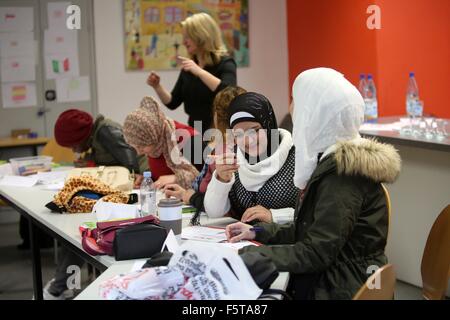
[161,229,180,253]
[219,241,258,251]
[1,82,37,108]
[55,76,90,102]
[47,2,71,30]
[0,7,34,32]
[1,56,35,82]
[44,29,78,54]
[0,175,38,187]
[42,181,65,191]
[44,53,79,80]
[35,171,68,184]
[0,33,35,58]
[181,226,228,243]
[130,260,147,272]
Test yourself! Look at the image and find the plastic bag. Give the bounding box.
[99,241,262,300]
[169,241,262,300]
[99,266,185,300]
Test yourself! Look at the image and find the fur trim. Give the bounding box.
[334,138,401,183]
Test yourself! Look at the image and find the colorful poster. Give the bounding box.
[0,7,34,32]
[0,57,36,82]
[55,76,90,102]
[47,2,71,30]
[1,82,37,108]
[124,0,249,70]
[0,32,35,58]
[44,53,79,79]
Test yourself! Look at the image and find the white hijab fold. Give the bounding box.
[237,128,293,192]
[292,68,365,189]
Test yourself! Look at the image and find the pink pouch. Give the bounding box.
[81,215,160,256]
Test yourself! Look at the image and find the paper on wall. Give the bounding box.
[44,53,79,79]
[55,76,90,102]
[47,2,71,30]
[1,56,35,82]
[1,82,37,108]
[44,29,77,54]
[0,7,34,32]
[0,32,35,58]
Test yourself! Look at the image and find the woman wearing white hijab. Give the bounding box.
[226,68,401,299]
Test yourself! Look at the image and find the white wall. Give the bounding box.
[93,0,289,126]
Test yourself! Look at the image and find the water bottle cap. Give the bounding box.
[367,74,373,80]
[143,171,151,178]
[409,72,415,77]
[359,74,365,79]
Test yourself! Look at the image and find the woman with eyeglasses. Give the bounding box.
[203,92,299,224]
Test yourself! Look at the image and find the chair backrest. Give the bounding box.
[381,183,391,239]
[353,264,396,300]
[421,204,450,300]
[41,139,75,164]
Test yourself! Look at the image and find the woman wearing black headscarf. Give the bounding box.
[204,92,299,223]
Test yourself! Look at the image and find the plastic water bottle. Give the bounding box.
[406,72,422,117]
[364,74,378,122]
[140,171,156,217]
[358,73,367,98]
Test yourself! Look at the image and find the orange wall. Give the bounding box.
[287,0,450,118]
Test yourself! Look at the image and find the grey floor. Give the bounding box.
[0,208,425,300]
[0,208,91,300]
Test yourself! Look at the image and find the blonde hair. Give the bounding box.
[181,13,228,66]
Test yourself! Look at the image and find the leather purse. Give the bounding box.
[81,215,161,257]
[113,222,168,261]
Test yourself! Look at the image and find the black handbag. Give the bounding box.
[239,251,279,290]
[113,223,167,261]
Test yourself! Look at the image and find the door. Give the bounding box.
[38,0,97,135]
[0,0,97,139]
[0,0,45,138]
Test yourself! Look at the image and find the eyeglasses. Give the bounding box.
[232,128,263,140]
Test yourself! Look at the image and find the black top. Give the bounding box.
[229,147,299,219]
[165,56,237,130]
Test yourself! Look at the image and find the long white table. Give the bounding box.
[0,184,289,300]
[76,259,289,300]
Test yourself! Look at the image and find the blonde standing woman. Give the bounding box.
[147,13,237,131]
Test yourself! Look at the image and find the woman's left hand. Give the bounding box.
[177,56,203,77]
[133,174,143,189]
[154,175,176,189]
[241,205,273,223]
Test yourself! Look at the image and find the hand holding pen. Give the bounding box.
[225,222,263,243]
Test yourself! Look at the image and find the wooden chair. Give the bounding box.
[421,204,450,300]
[41,139,75,164]
[353,264,396,300]
[381,183,391,238]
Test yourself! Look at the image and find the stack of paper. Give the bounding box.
[181,226,227,243]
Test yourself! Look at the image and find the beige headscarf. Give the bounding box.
[123,97,199,189]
